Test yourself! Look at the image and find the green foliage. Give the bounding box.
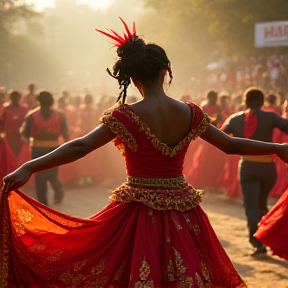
[142,0,288,54]
[0,0,38,36]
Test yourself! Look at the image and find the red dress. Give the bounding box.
[255,189,288,260]
[0,105,30,185]
[0,103,246,288]
[262,106,288,198]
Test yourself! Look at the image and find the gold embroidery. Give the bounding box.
[135,260,154,288]
[91,258,106,276]
[171,214,183,230]
[120,104,209,157]
[114,262,125,283]
[201,261,210,282]
[166,248,193,284]
[173,248,193,283]
[59,259,106,285]
[147,207,156,224]
[183,214,192,230]
[73,260,87,272]
[196,273,206,288]
[173,248,186,275]
[166,259,176,281]
[0,195,11,286]
[100,111,138,153]
[139,260,150,281]
[14,209,34,235]
[110,182,203,212]
[192,224,201,236]
[28,243,46,252]
[127,175,187,188]
[183,214,201,235]
[46,248,66,262]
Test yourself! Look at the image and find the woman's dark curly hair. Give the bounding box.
[108,37,173,104]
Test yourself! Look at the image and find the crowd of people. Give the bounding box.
[0,84,133,204]
[1,80,288,203]
[193,51,288,101]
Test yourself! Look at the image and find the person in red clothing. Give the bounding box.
[186,90,226,190]
[23,82,38,111]
[0,91,28,157]
[2,18,288,287]
[262,94,282,115]
[76,94,101,185]
[0,91,28,185]
[202,90,222,126]
[0,87,7,119]
[220,92,234,123]
[20,91,69,206]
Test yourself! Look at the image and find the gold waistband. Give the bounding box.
[242,155,273,163]
[32,140,59,148]
[126,175,187,188]
[110,183,203,212]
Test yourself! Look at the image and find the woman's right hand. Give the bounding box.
[1,164,32,197]
[276,143,288,163]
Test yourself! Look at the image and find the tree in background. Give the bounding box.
[0,0,62,90]
[140,0,288,87]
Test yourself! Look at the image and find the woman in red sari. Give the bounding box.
[1,19,288,288]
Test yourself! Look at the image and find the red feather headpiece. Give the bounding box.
[95,17,137,48]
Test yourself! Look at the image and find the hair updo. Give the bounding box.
[108,37,173,104]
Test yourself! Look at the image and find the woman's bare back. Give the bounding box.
[129,96,192,147]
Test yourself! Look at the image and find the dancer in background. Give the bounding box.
[0,91,28,183]
[20,91,69,205]
[23,83,37,111]
[202,90,222,126]
[186,89,225,190]
[222,87,288,256]
[0,87,6,117]
[2,19,288,288]
[255,178,288,260]
[0,91,28,157]
[262,94,281,115]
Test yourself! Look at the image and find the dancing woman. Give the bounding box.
[221,87,288,256]
[1,19,288,287]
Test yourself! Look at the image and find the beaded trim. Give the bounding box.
[120,105,209,157]
[110,182,203,212]
[100,113,138,152]
[127,175,187,188]
[0,195,10,287]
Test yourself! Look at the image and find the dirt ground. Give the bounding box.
[23,182,288,288]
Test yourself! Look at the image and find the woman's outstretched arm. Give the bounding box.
[2,124,115,193]
[201,124,288,161]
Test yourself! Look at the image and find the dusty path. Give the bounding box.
[23,183,288,288]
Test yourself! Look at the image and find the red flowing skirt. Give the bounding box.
[255,188,288,260]
[0,190,246,288]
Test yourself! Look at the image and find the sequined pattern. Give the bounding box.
[127,175,187,188]
[0,194,10,288]
[100,112,138,153]
[110,182,203,212]
[118,104,210,157]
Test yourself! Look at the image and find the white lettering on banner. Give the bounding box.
[255,21,288,47]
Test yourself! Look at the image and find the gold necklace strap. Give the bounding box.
[126,175,187,188]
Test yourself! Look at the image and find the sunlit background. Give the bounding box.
[28,0,114,11]
[1,0,288,100]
